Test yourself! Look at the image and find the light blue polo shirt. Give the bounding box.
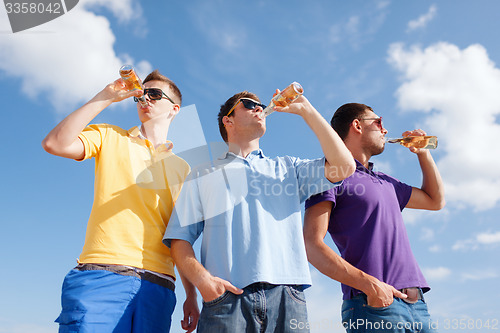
[163,149,338,289]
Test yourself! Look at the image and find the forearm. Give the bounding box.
[306,238,376,293]
[171,239,243,302]
[179,270,198,301]
[171,239,211,290]
[417,150,445,209]
[42,93,113,152]
[301,107,355,182]
[42,80,139,159]
[306,238,404,306]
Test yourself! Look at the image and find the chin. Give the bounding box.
[370,143,385,156]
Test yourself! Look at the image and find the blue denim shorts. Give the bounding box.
[55,268,176,333]
[341,294,437,333]
[197,283,310,333]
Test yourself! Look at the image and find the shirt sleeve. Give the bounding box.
[379,173,412,211]
[77,124,107,161]
[305,186,338,210]
[292,156,341,203]
[163,170,205,248]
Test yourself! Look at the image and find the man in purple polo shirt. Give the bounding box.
[304,103,445,333]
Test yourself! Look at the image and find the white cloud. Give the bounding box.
[460,269,498,282]
[188,3,248,53]
[452,231,500,251]
[422,266,452,281]
[328,3,388,50]
[420,227,435,241]
[401,207,448,226]
[428,244,441,253]
[370,159,393,174]
[0,1,151,114]
[476,231,500,244]
[388,42,500,211]
[407,4,437,32]
[82,0,142,23]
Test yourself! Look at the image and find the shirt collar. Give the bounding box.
[219,149,265,160]
[355,159,374,172]
[128,126,174,152]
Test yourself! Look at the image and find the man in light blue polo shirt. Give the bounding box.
[163,90,355,332]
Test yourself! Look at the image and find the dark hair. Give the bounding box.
[218,91,261,142]
[143,70,182,106]
[330,103,373,140]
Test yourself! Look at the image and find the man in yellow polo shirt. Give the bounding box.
[42,70,199,332]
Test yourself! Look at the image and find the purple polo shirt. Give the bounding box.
[306,160,429,300]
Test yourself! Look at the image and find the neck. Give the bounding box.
[227,137,260,158]
[141,117,172,148]
[345,139,371,168]
[351,151,371,168]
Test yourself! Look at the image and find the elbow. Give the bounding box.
[42,135,66,156]
[434,197,446,211]
[41,136,57,155]
[428,197,446,211]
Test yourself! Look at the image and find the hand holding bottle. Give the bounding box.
[272,92,315,118]
[261,82,304,118]
[95,78,143,104]
[119,65,147,106]
[387,129,438,153]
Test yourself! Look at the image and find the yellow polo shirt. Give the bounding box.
[77,124,190,277]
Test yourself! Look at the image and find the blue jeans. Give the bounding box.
[55,269,176,333]
[198,283,310,332]
[342,294,438,333]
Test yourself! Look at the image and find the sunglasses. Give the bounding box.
[361,117,383,129]
[134,88,175,104]
[226,98,267,117]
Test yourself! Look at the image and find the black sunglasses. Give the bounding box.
[227,98,267,116]
[134,88,175,104]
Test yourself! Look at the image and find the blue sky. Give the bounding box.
[1,1,500,332]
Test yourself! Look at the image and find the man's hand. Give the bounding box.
[365,280,407,308]
[181,294,199,333]
[98,78,143,103]
[272,89,313,118]
[402,129,429,154]
[197,275,243,303]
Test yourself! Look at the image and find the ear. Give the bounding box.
[351,119,363,134]
[222,115,234,128]
[171,103,180,116]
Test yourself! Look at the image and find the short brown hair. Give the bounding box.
[218,91,261,142]
[143,70,182,106]
[331,103,373,140]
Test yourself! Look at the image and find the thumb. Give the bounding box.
[223,281,244,295]
[393,288,407,299]
[131,89,144,97]
[121,89,143,101]
[181,319,192,331]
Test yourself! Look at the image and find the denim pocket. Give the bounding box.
[364,302,394,311]
[354,293,394,311]
[202,290,231,307]
[285,285,306,304]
